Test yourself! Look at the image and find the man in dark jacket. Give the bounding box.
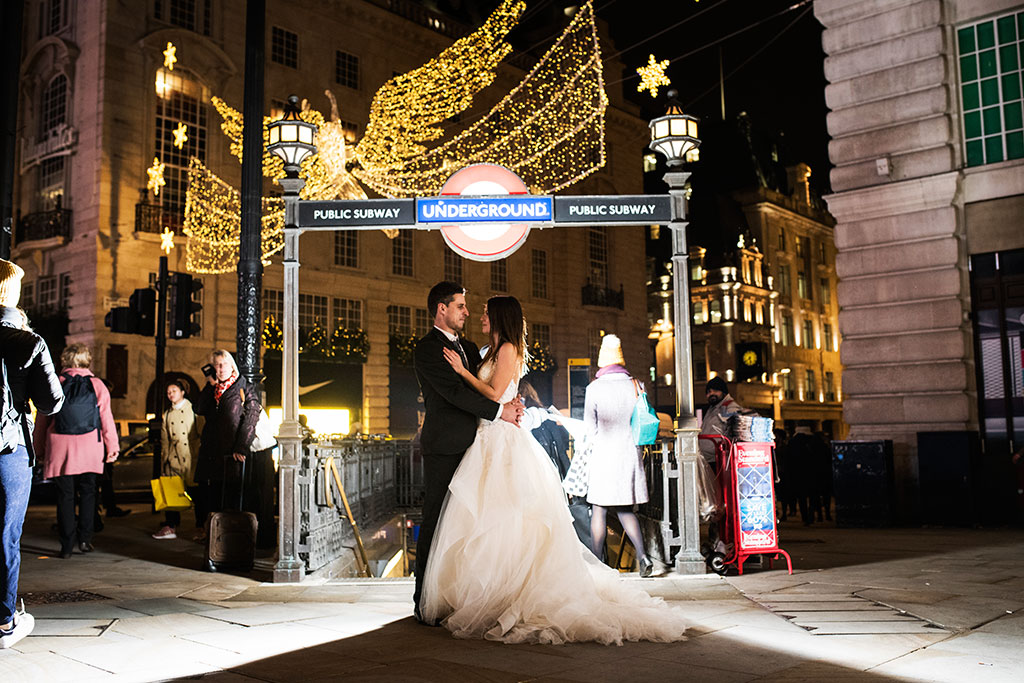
[0,259,64,648]
[411,281,521,623]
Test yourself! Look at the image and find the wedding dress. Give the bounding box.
[420,359,688,645]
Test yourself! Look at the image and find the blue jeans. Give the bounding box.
[0,446,31,623]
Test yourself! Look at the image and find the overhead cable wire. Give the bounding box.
[601,0,731,63]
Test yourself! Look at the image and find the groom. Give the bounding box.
[412,281,522,623]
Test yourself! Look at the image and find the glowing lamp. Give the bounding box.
[266,94,317,170]
[648,89,700,168]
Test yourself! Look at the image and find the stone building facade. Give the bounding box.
[815,0,1024,518]
[12,0,651,434]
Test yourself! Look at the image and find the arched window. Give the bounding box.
[153,67,208,229]
[39,74,67,139]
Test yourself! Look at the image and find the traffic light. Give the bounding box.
[104,288,155,335]
[130,287,156,337]
[169,272,203,338]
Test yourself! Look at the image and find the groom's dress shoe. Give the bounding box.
[413,604,440,627]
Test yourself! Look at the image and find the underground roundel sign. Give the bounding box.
[417,164,552,262]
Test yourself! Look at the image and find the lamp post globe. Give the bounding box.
[267,94,318,173]
[648,89,700,168]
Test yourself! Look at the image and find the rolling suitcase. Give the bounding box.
[205,459,257,572]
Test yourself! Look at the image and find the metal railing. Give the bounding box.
[298,439,420,572]
[135,202,182,234]
[581,283,625,310]
[639,440,682,566]
[15,208,71,244]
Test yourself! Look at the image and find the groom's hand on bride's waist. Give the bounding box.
[500,397,524,426]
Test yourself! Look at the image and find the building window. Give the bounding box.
[334,231,358,268]
[154,68,208,229]
[444,249,463,283]
[533,323,551,348]
[805,369,817,399]
[38,157,65,209]
[693,300,705,325]
[21,282,35,309]
[39,74,67,139]
[37,275,58,310]
[824,323,834,352]
[335,50,360,89]
[387,304,412,334]
[820,277,831,304]
[262,288,283,323]
[588,226,609,287]
[532,249,548,299]
[491,259,508,292]
[392,231,413,276]
[777,228,785,251]
[59,272,71,308]
[755,303,764,325]
[777,264,791,296]
[958,10,1024,165]
[41,0,68,36]
[743,300,752,322]
[271,26,299,68]
[797,270,809,299]
[332,298,362,330]
[825,371,836,401]
[340,119,359,144]
[415,309,432,337]
[298,293,328,331]
[795,235,805,257]
[818,240,827,263]
[155,0,212,35]
[803,319,815,348]
[781,372,794,400]
[710,299,722,324]
[780,313,793,346]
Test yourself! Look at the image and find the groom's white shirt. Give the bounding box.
[435,325,502,421]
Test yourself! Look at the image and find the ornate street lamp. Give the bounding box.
[648,89,705,574]
[267,93,318,583]
[267,94,317,171]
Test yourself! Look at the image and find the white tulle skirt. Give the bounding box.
[420,419,688,645]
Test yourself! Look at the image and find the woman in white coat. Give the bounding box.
[583,334,653,577]
[152,379,201,540]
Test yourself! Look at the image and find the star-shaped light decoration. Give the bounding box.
[636,54,671,98]
[147,157,166,196]
[172,122,188,149]
[163,42,177,70]
[160,227,175,254]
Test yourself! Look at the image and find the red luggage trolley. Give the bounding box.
[698,435,792,576]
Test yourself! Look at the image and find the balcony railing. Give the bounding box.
[135,202,182,234]
[16,208,71,244]
[582,283,624,310]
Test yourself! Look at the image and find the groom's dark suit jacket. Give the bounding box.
[414,328,499,456]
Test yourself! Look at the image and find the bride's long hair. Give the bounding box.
[481,295,530,372]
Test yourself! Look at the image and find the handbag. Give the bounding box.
[240,389,277,451]
[630,379,660,446]
[563,443,590,498]
[250,409,277,451]
[151,475,192,511]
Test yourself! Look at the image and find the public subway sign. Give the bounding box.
[294,165,674,262]
[299,199,416,227]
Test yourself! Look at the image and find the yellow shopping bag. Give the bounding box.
[151,476,192,511]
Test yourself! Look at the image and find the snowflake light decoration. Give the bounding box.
[637,54,671,98]
[147,157,166,196]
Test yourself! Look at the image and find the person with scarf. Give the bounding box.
[581,334,654,577]
[193,350,260,540]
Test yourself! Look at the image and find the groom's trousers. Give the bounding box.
[413,451,463,607]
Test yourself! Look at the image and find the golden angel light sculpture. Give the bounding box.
[183,0,609,274]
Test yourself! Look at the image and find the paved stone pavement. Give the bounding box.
[1,503,1022,682]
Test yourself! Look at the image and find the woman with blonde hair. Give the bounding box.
[34,344,119,558]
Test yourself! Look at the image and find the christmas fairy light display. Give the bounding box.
[181,0,608,272]
[163,42,177,70]
[353,0,607,197]
[172,122,188,149]
[147,157,166,196]
[637,54,671,98]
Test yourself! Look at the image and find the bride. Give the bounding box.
[420,295,687,645]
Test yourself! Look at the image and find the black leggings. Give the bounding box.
[590,505,647,566]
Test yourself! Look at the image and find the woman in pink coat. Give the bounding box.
[33,344,119,558]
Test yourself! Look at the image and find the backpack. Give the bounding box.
[53,373,101,437]
[0,356,17,453]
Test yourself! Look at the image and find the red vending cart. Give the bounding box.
[699,435,792,576]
